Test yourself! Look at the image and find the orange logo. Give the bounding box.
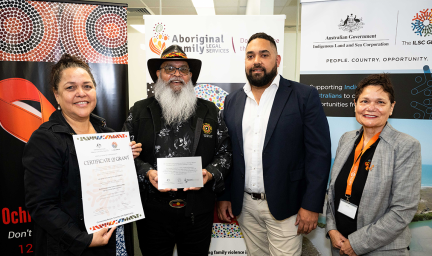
[202,123,212,134]
[0,78,55,142]
[149,23,169,55]
[365,160,374,171]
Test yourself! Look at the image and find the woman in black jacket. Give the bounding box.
[23,54,141,256]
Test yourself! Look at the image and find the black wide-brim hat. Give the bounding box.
[148,45,202,85]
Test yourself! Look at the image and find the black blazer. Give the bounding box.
[126,97,232,217]
[219,76,331,220]
[23,110,134,256]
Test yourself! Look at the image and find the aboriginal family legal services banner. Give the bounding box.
[0,0,128,255]
[144,15,286,254]
[300,0,432,255]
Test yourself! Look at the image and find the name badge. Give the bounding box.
[338,199,358,219]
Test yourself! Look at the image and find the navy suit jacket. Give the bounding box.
[219,76,331,220]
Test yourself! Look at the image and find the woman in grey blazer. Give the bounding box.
[326,74,421,256]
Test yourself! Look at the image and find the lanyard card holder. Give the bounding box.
[338,198,358,219]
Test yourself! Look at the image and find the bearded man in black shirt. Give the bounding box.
[123,45,232,256]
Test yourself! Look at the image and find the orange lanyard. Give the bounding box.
[345,132,380,200]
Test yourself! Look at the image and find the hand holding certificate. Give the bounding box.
[73,132,145,234]
[183,168,213,191]
[157,156,212,190]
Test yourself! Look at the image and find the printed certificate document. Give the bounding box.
[73,132,144,234]
[157,156,203,189]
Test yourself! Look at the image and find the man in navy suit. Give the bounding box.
[217,32,331,255]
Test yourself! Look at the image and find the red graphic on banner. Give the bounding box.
[0,78,55,143]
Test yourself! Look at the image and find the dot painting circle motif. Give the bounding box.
[0,0,58,61]
[1,10,34,46]
[4,17,23,34]
[1,1,128,64]
[103,23,119,39]
[71,5,127,63]
[87,7,127,58]
[96,14,126,47]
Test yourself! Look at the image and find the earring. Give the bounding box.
[58,105,61,110]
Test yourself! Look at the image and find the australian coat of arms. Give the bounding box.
[339,14,364,32]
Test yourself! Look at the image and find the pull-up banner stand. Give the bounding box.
[300,1,432,255]
[0,1,128,255]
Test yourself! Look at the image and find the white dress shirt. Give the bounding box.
[242,74,280,193]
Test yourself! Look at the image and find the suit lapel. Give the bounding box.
[234,91,247,155]
[263,79,292,150]
[191,100,208,155]
[148,98,162,133]
[357,124,393,227]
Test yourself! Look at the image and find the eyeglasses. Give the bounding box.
[160,65,190,75]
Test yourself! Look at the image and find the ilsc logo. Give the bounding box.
[149,22,169,55]
[412,8,432,37]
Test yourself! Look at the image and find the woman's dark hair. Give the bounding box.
[355,73,395,103]
[51,54,96,92]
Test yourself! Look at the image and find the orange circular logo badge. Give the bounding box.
[202,123,212,134]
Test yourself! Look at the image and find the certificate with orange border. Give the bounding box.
[73,132,144,234]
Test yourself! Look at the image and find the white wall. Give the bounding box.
[127,20,147,108]
[282,28,301,82]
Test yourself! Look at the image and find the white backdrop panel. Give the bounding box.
[144,15,286,83]
[300,0,432,73]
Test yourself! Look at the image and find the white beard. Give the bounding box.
[154,77,197,126]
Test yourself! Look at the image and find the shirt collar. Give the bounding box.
[243,74,280,93]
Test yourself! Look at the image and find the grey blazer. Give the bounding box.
[326,124,421,255]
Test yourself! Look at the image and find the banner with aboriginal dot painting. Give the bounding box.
[1,1,128,255]
[0,0,127,64]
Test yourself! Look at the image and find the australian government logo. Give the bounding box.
[339,14,364,32]
[314,14,387,50]
[412,8,432,37]
[150,22,229,55]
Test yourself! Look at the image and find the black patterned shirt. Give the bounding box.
[123,104,232,198]
[151,119,194,198]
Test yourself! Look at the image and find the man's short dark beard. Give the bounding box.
[246,63,278,88]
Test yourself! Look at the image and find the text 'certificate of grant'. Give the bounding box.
[73,132,144,234]
[157,157,203,189]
